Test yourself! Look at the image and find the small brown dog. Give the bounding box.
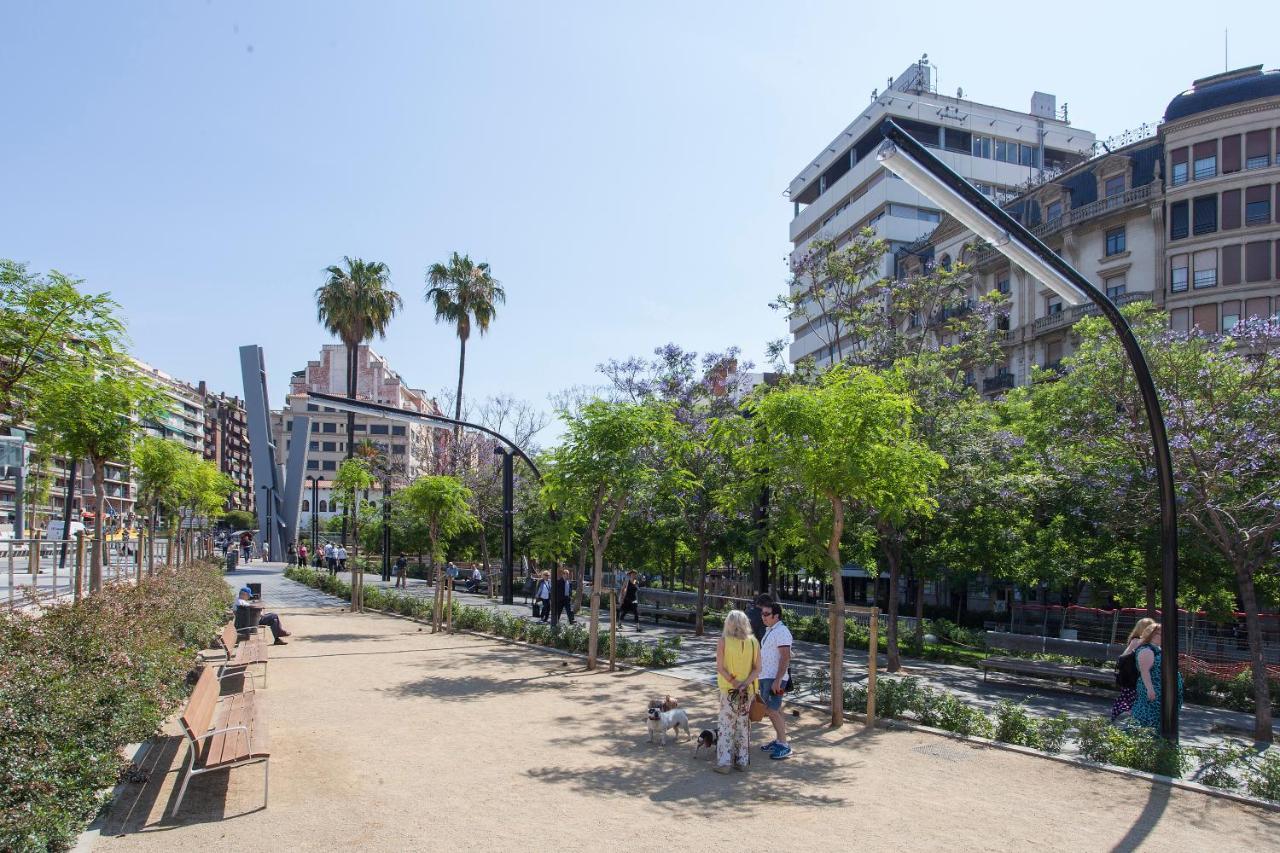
[648,695,678,713]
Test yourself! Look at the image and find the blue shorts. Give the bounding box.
[759,678,783,711]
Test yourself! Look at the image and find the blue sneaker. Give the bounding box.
[769,744,792,760]
[759,740,778,752]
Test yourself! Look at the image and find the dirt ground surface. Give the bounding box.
[92,596,1279,853]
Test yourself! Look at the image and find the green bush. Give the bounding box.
[1074,718,1187,777]
[994,701,1043,749]
[0,561,231,851]
[1037,713,1072,754]
[1246,749,1280,802]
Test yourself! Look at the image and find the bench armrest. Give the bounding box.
[195,723,258,754]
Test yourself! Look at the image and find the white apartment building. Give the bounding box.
[785,58,1096,365]
[270,344,448,487]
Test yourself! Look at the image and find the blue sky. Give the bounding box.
[2,1,1272,445]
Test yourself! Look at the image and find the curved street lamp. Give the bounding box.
[876,118,1180,741]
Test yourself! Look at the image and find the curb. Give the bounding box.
[284,573,1280,814]
[72,739,152,852]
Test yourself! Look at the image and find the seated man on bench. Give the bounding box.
[236,586,291,645]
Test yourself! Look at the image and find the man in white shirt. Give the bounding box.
[758,602,793,760]
[336,545,348,572]
[324,542,336,575]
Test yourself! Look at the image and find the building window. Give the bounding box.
[1047,296,1063,316]
[301,500,310,512]
[1193,250,1217,289]
[1245,186,1271,225]
[310,422,319,433]
[1222,134,1242,174]
[322,460,337,471]
[996,275,1010,295]
[1105,227,1126,256]
[1104,175,1125,198]
[1193,144,1217,181]
[1170,201,1189,240]
[322,422,336,433]
[318,500,328,513]
[1172,162,1188,186]
[1170,255,1189,293]
[391,425,406,436]
[306,404,319,412]
[1105,274,1127,300]
[1221,301,1241,333]
[1222,189,1242,230]
[1245,130,1271,170]
[391,444,406,455]
[306,460,319,470]
[370,424,389,435]
[1045,201,1062,222]
[322,441,336,452]
[1222,244,1242,285]
[352,423,366,431]
[1245,241,1272,282]
[309,440,319,451]
[1192,195,1218,235]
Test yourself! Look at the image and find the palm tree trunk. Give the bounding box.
[453,336,466,472]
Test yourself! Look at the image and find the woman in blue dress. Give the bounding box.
[1130,621,1183,736]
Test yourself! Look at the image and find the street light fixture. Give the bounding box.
[876,118,1181,742]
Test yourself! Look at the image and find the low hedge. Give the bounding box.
[284,566,680,667]
[0,560,232,851]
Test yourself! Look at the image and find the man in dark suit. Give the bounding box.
[551,568,576,626]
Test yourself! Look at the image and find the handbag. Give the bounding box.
[531,600,542,618]
[749,693,767,723]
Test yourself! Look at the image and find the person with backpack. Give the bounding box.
[756,600,793,760]
[1130,621,1183,737]
[1111,617,1155,720]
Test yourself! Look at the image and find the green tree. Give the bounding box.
[332,458,376,553]
[0,260,125,428]
[33,357,161,591]
[425,252,505,465]
[544,400,678,669]
[400,475,478,629]
[724,366,944,726]
[174,455,233,563]
[316,256,401,539]
[132,437,189,571]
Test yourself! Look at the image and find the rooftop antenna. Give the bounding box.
[1224,29,1228,72]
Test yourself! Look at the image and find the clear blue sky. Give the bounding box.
[2,1,1271,444]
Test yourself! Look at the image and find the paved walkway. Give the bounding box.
[91,563,1279,851]
[301,565,1262,749]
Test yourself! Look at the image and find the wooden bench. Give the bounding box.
[173,666,270,816]
[979,656,1115,689]
[637,604,696,625]
[216,621,269,688]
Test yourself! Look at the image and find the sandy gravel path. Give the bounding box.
[92,593,1278,852]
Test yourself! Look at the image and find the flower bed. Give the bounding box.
[0,560,232,851]
[283,566,680,667]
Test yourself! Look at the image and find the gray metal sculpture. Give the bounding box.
[239,345,309,559]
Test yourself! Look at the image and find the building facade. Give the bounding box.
[199,383,253,512]
[270,344,448,488]
[785,58,1096,365]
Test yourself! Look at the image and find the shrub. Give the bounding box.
[933,692,993,738]
[1190,742,1250,791]
[1074,719,1187,777]
[1246,749,1280,802]
[0,561,231,850]
[994,701,1043,749]
[1037,713,1072,754]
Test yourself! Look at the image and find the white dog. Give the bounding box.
[646,706,691,744]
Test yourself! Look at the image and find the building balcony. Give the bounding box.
[974,184,1155,266]
[1030,291,1148,336]
[983,373,1016,393]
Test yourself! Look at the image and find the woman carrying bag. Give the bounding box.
[534,570,551,622]
[714,609,761,774]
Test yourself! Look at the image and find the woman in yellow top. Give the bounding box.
[714,610,761,773]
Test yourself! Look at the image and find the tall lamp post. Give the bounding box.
[876,118,1181,741]
[381,475,393,582]
[306,475,319,560]
[493,446,515,605]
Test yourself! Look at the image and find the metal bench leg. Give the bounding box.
[171,746,195,817]
[263,757,269,808]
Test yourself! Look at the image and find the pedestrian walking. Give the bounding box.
[536,570,551,622]
[551,568,575,626]
[757,601,793,760]
[1111,617,1155,720]
[239,532,252,563]
[1130,621,1184,737]
[714,610,760,774]
[287,541,297,565]
[297,543,308,568]
[336,545,348,573]
[324,541,336,574]
[619,570,642,631]
[394,553,408,589]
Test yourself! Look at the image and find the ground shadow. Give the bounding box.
[1109,782,1171,853]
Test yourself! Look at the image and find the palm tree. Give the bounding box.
[315,257,402,542]
[425,252,505,469]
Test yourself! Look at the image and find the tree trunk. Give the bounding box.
[1234,564,1274,743]
[695,533,709,636]
[343,341,357,546]
[914,573,925,649]
[453,335,467,473]
[148,509,157,576]
[574,531,589,610]
[880,527,902,672]
[827,496,845,728]
[90,461,105,592]
[588,540,603,669]
[477,507,490,574]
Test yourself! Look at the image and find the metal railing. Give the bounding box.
[4,535,175,611]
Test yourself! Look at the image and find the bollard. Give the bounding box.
[74,532,87,602]
[866,607,879,729]
[7,545,13,611]
[446,579,454,633]
[136,535,144,578]
[29,531,40,577]
[609,589,617,672]
[51,539,58,601]
[431,565,442,633]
